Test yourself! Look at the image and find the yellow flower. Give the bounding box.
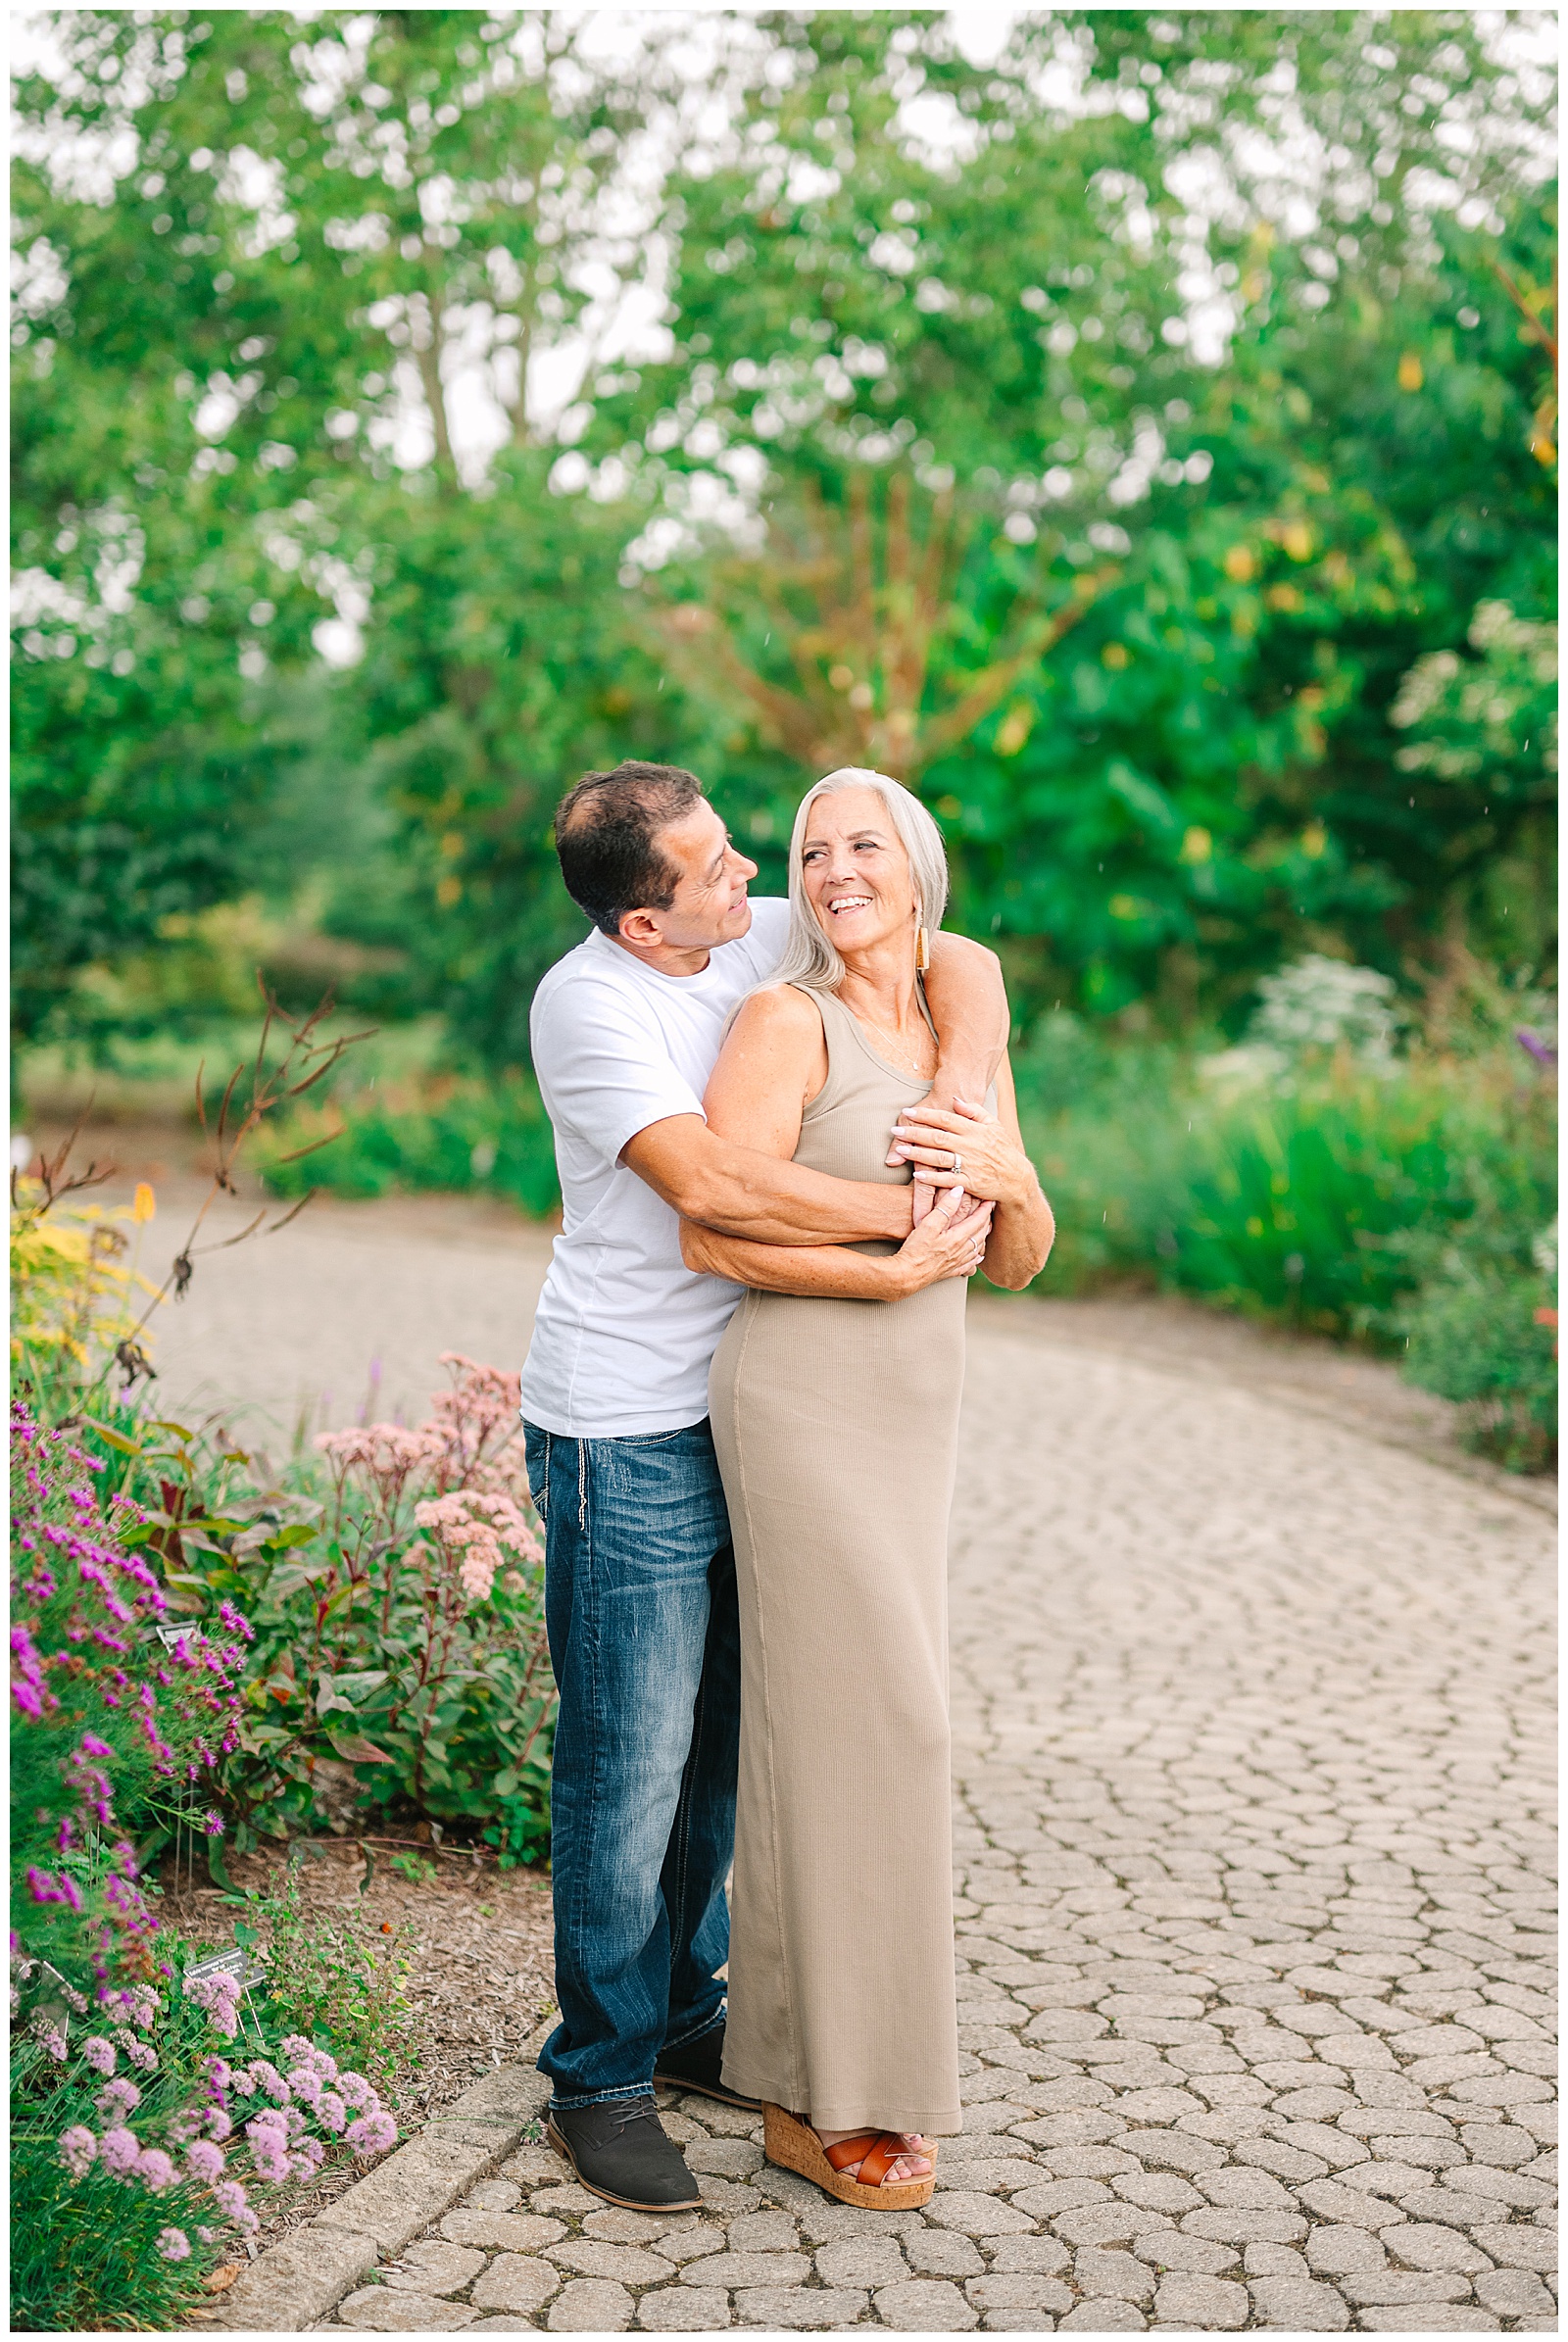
[1223,545,1255,583]
[132,1183,157,1224]
[1397,352,1424,393]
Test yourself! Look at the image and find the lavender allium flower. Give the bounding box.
[136,2147,177,2192]
[213,2177,258,2231]
[100,2125,141,2176]
[58,2125,97,2179]
[41,2025,68,2061]
[155,2227,191,2262]
[187,1970,242,2039]
[82,2035,117,2075]
[96,2075,141,2120]
[346,2110,398,2156]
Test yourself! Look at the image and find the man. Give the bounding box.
[519,759,1006,2211]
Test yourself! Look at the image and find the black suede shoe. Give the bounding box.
[653,2021,760,2111]
[546,2095,703,2211]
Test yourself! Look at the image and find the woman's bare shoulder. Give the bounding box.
[726,984,825,1043]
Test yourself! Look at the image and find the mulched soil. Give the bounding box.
[159,1837,555,2259]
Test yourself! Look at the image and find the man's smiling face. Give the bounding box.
[622,797,759,953]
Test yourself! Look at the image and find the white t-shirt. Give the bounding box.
[518,897,793,1439]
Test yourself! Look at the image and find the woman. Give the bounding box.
[680,767,1054,2208]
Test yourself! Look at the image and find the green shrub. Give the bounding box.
[221,1876,415,2088]
[149,1356,555,1867]
[254,1071,561,1217]
[1011,992,1557,1468]
[1015,1016,1476,1334]
[1401,1259,1557,1472]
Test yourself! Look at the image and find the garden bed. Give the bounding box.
[156,1840,554,2268]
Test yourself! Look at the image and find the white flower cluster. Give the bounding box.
[1249,953,1401,1063]
[1200,954,1403,1094]
[1390,601,1558,783]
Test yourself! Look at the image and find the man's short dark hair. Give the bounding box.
[554,761,706,938]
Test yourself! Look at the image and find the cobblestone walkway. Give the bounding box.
[306,1313,1556,2334]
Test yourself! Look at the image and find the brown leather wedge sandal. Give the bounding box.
[762,2102,937,2210]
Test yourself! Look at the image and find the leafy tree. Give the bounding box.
[11,9,1556,1060]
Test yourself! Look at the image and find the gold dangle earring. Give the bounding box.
[915,922,930,975]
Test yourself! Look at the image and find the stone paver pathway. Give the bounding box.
[296,1307,1555,2334]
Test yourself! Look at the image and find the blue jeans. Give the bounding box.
[524,1419,740,2112]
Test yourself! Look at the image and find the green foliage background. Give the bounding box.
[12,9,1556,1065]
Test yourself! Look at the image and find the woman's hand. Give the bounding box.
[888,1182,995,1295]
[890,1097,1039,1210]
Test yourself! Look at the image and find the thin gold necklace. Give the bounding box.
[850,1004,934,1078]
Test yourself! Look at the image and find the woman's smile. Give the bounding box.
[802,787,920,951]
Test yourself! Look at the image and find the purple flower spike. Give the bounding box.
[1517,1028,1558,1067]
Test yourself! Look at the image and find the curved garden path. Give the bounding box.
[121,1181,1555,2333]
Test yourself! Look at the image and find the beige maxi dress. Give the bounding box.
[710,984,965,2136]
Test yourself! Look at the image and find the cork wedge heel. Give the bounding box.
[761,2103,937,2210]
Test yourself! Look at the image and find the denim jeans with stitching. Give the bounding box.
[524,1418,740,2112]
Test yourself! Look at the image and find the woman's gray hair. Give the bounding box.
[766,766,950,999]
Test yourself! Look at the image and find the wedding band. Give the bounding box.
[951,1151,962,1173]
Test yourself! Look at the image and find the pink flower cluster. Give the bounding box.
[51,2010,398,2237]
[413,1489,539,1603]
[185,1968,242,2039]
[316,1357,542,1609]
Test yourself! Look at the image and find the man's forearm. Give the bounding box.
[923,932,1008,1106]
[623,1118,912,1244]
[680,1220,896,1297]
[690,1147,910,1244]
